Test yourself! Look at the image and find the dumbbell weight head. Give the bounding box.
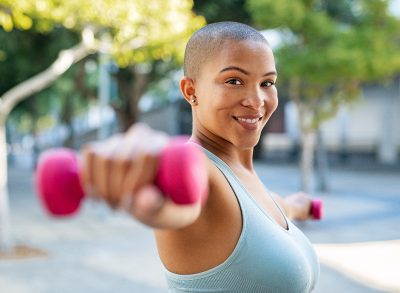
[155,137,208,205]
[36,148,85,216]
[310,199,323,220]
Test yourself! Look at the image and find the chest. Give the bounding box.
[205,162,320,292]
[234,171,288,230]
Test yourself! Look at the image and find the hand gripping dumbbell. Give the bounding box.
[35,137,208,216]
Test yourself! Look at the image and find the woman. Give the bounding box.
[83,22,319,292]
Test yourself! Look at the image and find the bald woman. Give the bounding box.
[83,22,319,293]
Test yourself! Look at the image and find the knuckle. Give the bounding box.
[97,154,113,168]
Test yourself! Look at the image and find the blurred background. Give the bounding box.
[0,0,399,292]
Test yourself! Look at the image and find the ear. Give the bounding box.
[180,77,196,105]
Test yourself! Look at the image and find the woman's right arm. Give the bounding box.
[80,123,206,230]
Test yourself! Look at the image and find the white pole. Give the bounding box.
[98,52,111,140]
[0,121,13,251]
[378,81,398,164]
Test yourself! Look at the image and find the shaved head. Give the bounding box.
[183,21,269,79]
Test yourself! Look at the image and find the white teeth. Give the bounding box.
[237,117,258,124]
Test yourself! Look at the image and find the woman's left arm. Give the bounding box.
[271,192,313,221]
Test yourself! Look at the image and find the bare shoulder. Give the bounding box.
[154,155,242,274]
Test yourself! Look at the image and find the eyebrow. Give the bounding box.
[219,66,277,77]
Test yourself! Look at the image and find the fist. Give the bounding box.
[81,123,169,210]
[285,192,313,221]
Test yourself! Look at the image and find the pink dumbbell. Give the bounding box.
[35,137,208,216]
[310,199,323,220]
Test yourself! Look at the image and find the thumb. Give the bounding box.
[131,185,165,219]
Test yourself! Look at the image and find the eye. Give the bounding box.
[262,80,276,87]
[225,78,243,85]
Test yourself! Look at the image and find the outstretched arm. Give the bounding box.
[271,192,313,221]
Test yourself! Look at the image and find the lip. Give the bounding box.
[234,114,263,120]
[233,114,263,131]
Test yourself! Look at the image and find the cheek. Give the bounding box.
[215,85,244,106]
[204,87,238,112]
[265,91,279,117]
[214,95,237,111]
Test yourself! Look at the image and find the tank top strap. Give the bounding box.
[193,143,290,230]
[192,144,250,209]
[196,146,240,184]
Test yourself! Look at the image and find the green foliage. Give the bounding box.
[0,0,205,131]
[0,27,80,94]
[0,26,94,134]
[8,62,98,134]
[247,0,400,129]
[248,0,306,30]
[193,0,251,24]
[0,0,205,66]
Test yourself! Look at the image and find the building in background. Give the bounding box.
[263,77,400,165]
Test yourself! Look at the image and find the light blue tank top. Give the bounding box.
[164,148,320,293]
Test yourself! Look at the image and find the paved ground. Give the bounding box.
[0,160,399,293]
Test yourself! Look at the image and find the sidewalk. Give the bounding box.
[0,162,399,293]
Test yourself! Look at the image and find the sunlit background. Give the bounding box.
[0,0,399,292]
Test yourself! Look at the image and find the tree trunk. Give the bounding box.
[61,95,75,148]
[297,104,316,194]
[0,32,95,251]
[98,53,112,139]
[300,128,316,194]
[0,120,12,251]
[28,98,40,169]
[378,82,398,164]
[316,127,330,192]
[288,78,316,193]
[114,66,151,131]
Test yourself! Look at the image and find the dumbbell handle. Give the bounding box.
[36,137,208,216]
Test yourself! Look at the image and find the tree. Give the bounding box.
[1,27,94,160]
[112,59,180,131]
[193,0,251,24]
[0,0,204,251]
[247,0,400,192]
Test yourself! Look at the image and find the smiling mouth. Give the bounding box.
[233,116,263,124]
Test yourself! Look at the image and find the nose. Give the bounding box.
[241,88,265,110]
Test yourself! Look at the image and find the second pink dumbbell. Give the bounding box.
[310,199,323,220]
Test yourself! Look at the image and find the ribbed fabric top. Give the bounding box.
[164,147,320,293]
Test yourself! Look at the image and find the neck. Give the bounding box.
[191,127,256,172]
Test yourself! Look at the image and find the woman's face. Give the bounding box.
[193,39,278,149]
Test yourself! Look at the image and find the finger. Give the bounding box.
[80,146,96,198]
[90,135,122,201]
[107,135,141,208]
[119,152,159,204]
[107,158,131,208]
[132,152,159,194]
[107,125,167,206]
[90,125,168,208]
[107,133,161,207]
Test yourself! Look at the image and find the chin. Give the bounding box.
[234,137,260,150]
